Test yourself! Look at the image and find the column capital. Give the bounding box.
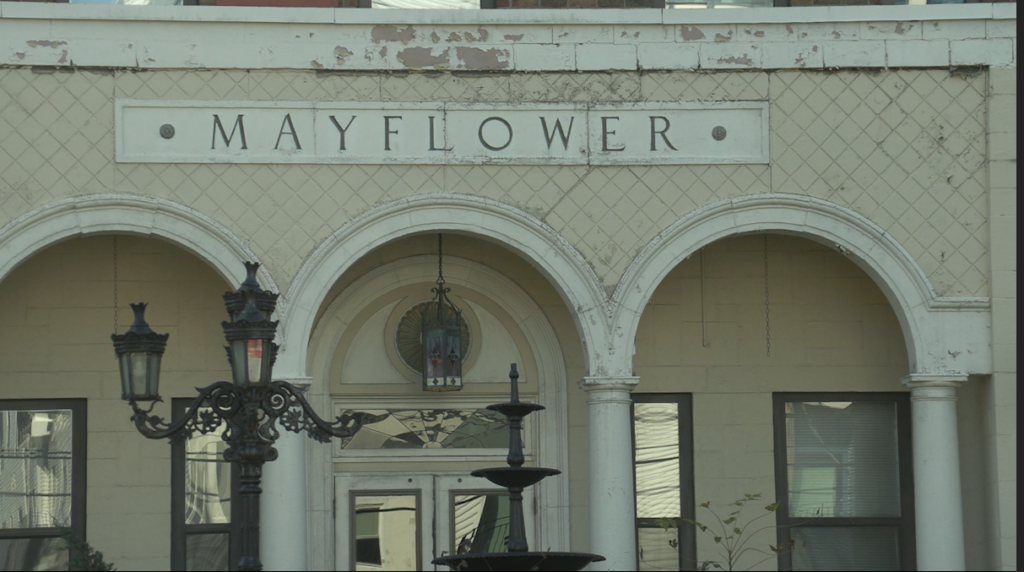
[900,373,968,389]
[579,376,640,392]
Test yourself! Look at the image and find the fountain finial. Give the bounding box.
[509,363,519,403]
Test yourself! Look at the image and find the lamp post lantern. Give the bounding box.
[112,262,368,572]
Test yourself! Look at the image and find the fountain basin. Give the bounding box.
[488,402,546,418]
[471,466,561,489]
[432,551,606,571]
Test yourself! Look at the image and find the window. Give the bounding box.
[0,400,86,572]
[171,400,240,572]
[772,394,915,571]
[632,394,696,571]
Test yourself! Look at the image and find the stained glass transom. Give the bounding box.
[339,409,506,450]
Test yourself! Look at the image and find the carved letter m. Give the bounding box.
[212,114,248,150]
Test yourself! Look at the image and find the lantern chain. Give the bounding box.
[113,235,119,333]
[764,234,770,358]
[437,233,444,285]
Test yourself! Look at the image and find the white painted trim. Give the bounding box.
[613,194,993,376]
[1,5,1014,71]
[278,194,610,379]
[305,254,574,569]
[0,2,1010,25]
[0,194,279,321]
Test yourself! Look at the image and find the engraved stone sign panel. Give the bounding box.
[116,100,769,165]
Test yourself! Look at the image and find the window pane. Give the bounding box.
[352,495,417,571]
[638,527,680,571]
[634,403,680,518]
[0,537,68,571]
[791,527,900,571]
[452,493,509,555]
[0,410,73,529]
[185,533,229,572]
[340,409,507,450]
[785,402,900,518]
[185,432,232,525]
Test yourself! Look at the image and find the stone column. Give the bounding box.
[580,376,640,571]
[260,377,311,571]
[901,373,968,571]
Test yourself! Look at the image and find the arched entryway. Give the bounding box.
[630,232,914,570]
[0,232,236,568]
[304,237,580,569]
[611,195,990,571]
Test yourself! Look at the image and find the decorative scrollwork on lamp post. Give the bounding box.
[111,262,370,572]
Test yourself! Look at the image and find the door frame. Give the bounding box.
[335,473,537,571]
[335,474,434,571]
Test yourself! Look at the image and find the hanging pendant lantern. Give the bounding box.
[422,234,464,392]
[111,303,169,402]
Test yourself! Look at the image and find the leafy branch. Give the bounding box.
[56,526,116,571]
[678,493,795,571]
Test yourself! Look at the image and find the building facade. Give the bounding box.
[0,2,1016,571]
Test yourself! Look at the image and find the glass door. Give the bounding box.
[434,476,536,561]
[335,474,433,571]
[336,474,536,571]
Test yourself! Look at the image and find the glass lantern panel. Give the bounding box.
[0,410,74,529]
[146,352,162,399]
[118,353,132,398]
[246,339,263,384]
[130,352,148,389]
[445,332,462,380]
[229,340,248,386]
[423,327,445,389]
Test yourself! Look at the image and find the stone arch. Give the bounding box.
[305,255,573,565]
[613,194,991,376]
[0,193,277,325]
[278,194,610,379]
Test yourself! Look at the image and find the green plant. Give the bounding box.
[669,493,795,571]
[56,526,116,571]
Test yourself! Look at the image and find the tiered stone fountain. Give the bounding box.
[432,364,605,572]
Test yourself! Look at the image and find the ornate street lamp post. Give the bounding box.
[111,262,366,572]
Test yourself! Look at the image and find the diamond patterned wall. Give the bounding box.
[770,70,989,297]
[0,69,114,216]
[0,68,989,297]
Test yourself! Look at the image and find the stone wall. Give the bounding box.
[0,67,993,299]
